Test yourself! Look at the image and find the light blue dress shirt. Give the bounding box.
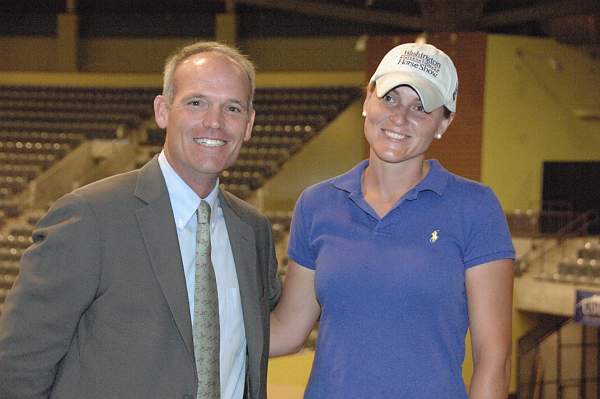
[158,151,246,399]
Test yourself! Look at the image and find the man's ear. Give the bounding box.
[243,108,256,142]
[153,95,169,129]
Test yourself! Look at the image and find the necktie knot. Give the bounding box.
[198,200,211,225]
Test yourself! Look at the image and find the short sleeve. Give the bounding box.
[463,187,515,268]
[287,191,316,270]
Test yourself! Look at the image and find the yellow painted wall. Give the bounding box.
[0,37,57,71]
[241,36,365,72]
[481,34,600,212]
[257,99,366,211]
[78,38,207,73]
[0,36,364,73]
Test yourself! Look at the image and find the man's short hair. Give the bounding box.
[162,41,256,108]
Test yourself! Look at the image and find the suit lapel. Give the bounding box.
[134,158,194,357]
[219,191,264,391]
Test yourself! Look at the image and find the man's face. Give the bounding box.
[154,52,255,195]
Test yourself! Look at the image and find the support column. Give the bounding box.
[57,12,79,72]
[215,13,238,46]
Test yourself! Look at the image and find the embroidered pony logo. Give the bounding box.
[429,229,440,243]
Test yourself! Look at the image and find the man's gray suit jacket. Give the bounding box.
[0,157,282,399]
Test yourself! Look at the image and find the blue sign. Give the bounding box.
[575,290,600,327]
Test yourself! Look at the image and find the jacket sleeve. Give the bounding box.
[0,192,101,398]
[262,215,281,311]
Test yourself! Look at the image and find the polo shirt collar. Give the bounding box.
[331,158,449,200]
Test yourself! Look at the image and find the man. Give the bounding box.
[0,41,281,399]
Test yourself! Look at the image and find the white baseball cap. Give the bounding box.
[369,42,458,112]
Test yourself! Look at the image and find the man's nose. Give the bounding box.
[202,106,222,129]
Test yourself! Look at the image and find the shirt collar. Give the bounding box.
[158,151,220,230]
[331,159,449,199]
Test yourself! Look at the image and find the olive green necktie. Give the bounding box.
[193,200,220,398]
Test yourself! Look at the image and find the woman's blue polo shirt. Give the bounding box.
[288,159,515,399]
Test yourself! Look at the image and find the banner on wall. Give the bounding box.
[575,290,600,327]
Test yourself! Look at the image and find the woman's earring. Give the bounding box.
[362,110,367,117]
[435,133,442,139]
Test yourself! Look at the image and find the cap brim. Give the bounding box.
[374,72,445,113]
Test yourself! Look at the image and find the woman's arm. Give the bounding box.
[269,260,321,357]
[466,259,514,399]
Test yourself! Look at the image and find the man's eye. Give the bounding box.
[188,99,206,107]
[228,105,242,113]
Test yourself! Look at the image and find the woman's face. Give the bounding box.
[363,84,453,167]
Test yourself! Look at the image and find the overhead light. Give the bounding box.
[415,32,428,44]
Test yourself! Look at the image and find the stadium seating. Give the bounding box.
[0,84,363,312]
[139,86,361,199]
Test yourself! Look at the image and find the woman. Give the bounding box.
[270,42,515,399]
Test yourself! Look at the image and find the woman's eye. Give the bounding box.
[415,104,425,112]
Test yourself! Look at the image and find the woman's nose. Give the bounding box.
[388,106,409,125]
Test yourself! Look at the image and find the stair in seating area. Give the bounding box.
[515,237,600,316]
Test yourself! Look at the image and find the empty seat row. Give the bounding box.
[0,99,154,116]
[6,223,34,238]
[238,147,290,163]
[0,273,17,289]
[254,113,327,126]
[0,110,141,126]
[248,136,303,152]
[0,120,122,138]
[578,243,600,260]
[0,234,33,250]
[0,247,22,262]
[253,124,315,139]
[0,86,158,103]
[253,87,361,104]
[0,131,85,145]
[0,200,20,218]
[0,153,57,168]
[254,102,342,115]
[0,164,42,180]
[220,170,265,191]
[0,141,72,155]
[0,261,18,276]
[0,176,28,195]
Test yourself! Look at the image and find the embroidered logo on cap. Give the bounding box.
[397,49,442,78]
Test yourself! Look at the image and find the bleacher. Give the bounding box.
[556,240,600,283]
[139,86,361,199]
[0,84,362,313]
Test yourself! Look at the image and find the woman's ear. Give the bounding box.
[436,111,455,139]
